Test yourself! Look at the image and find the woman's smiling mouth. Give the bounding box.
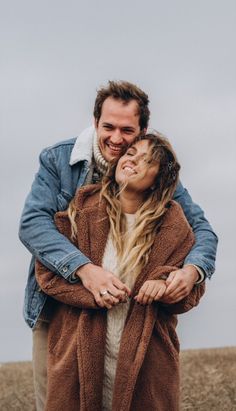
[122,164,137,175]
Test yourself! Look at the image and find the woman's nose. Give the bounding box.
[131,153,143,164]
[129,155,138,165]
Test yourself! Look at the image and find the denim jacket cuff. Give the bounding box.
[183,256,214,280]
[184,264,206,284]
[57,253,91,280]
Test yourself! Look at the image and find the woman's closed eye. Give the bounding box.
[126,149,136,156]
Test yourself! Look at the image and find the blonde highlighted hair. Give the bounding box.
[68,132,180,282]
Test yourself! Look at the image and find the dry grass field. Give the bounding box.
[0,347,235,410]
[180,347,236,410]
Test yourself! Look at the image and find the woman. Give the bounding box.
[35,132,205,411]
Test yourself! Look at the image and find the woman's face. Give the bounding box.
[115,139,160,193]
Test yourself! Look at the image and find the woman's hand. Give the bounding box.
[134,280,166,305]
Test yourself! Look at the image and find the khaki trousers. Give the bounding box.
[32,320,49,411]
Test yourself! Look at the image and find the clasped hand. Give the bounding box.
[76,264,198,309]
[135,266,199,305]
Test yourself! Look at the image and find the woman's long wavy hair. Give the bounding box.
[68,132,180,282]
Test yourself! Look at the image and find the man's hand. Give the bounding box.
[134,280,167,305]
[159,265,199,304]
[76,263,131,309]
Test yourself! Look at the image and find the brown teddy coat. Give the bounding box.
[35,185,205,411]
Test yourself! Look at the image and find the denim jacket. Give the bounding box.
[19,127,218,328]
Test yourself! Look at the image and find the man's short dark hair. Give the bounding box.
[93,80,150,130]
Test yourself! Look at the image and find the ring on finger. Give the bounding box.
[99,290,109,297]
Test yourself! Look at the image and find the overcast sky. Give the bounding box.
[1,0,236,362]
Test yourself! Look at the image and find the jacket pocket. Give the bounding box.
[48,304,80,357]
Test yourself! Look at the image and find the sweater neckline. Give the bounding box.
[93,131,109,175]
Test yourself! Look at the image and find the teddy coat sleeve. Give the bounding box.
[35,209,99,309]
[35,260,98,309]
[160,282,205,314]
[140,213,205,316]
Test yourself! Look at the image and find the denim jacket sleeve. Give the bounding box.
[19,146,91,281]
[173,181,218,279]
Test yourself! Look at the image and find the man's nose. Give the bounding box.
[110,129,123,144]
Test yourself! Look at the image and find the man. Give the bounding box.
[19,80,218,410]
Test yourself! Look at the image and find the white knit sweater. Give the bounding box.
[102,214,136,411]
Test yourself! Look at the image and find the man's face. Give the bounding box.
[95,97,141,162]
